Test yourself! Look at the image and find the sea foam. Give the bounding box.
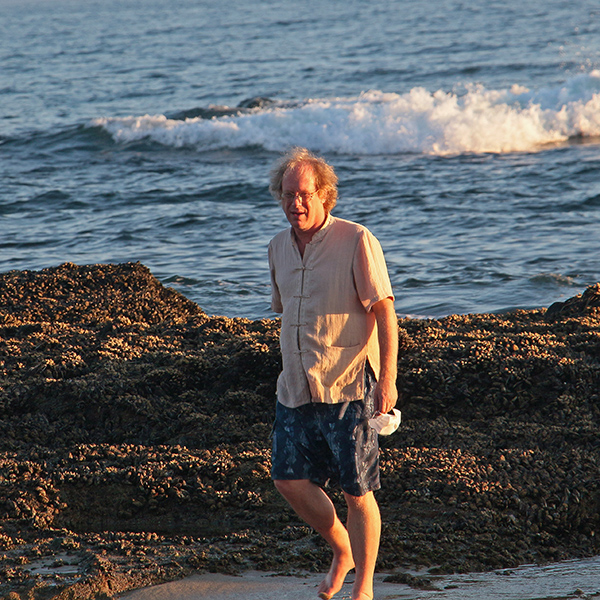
[93,71,600,155]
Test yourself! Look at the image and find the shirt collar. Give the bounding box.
[289,213,334,245]
[312,213,334,243]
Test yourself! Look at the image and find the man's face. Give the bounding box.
[281,165,326,237]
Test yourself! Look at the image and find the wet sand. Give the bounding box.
[119,557,600,600]
[1,263,599,600]
[118,571,414,600]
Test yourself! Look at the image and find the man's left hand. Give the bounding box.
[374,376,398,415]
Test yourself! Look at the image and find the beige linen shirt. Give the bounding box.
[268,215,394,408]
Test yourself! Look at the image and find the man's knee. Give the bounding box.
[273,478,310,498]
[273,478,292,495]
[343,490,377,511]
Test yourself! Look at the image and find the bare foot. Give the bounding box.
[317,551,355,599]
[351,593,373,600]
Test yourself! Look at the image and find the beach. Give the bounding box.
[118,560,600,600]
[1,262,599,600]
[119,571,415,600]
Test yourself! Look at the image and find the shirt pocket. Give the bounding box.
[316,313,365,348]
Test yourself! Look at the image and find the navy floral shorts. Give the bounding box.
[271,365,380,497]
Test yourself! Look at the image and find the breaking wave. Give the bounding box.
[92,72,600,156]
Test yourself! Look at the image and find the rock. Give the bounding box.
[1,263,599,599]
[545,283,600,321]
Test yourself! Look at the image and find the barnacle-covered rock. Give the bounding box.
[0,263,599,600]
[545,283,600,321]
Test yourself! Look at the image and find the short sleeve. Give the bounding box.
[352,229,394,312]
[268,243,283,313]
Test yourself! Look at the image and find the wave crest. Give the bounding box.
[91,71,600,155]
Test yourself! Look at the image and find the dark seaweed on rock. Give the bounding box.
[1,264,599,600]
[0,262,203,327]
[545,283,600,322]
[0,262,281,450]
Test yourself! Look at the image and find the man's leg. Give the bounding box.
[274,479,355,599]
[344,490,381,600]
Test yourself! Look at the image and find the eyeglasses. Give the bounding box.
[281,189,319,203]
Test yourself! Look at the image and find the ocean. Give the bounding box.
[1,0,599,320]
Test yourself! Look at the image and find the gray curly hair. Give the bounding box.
[269,147,338,213]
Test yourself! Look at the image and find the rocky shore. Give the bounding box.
[1,262,599,600]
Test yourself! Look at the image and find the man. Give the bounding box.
[268,147,398,600]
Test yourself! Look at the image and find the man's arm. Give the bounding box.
[371,297,399,414]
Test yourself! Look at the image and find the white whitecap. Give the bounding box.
[91,71,600,156]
